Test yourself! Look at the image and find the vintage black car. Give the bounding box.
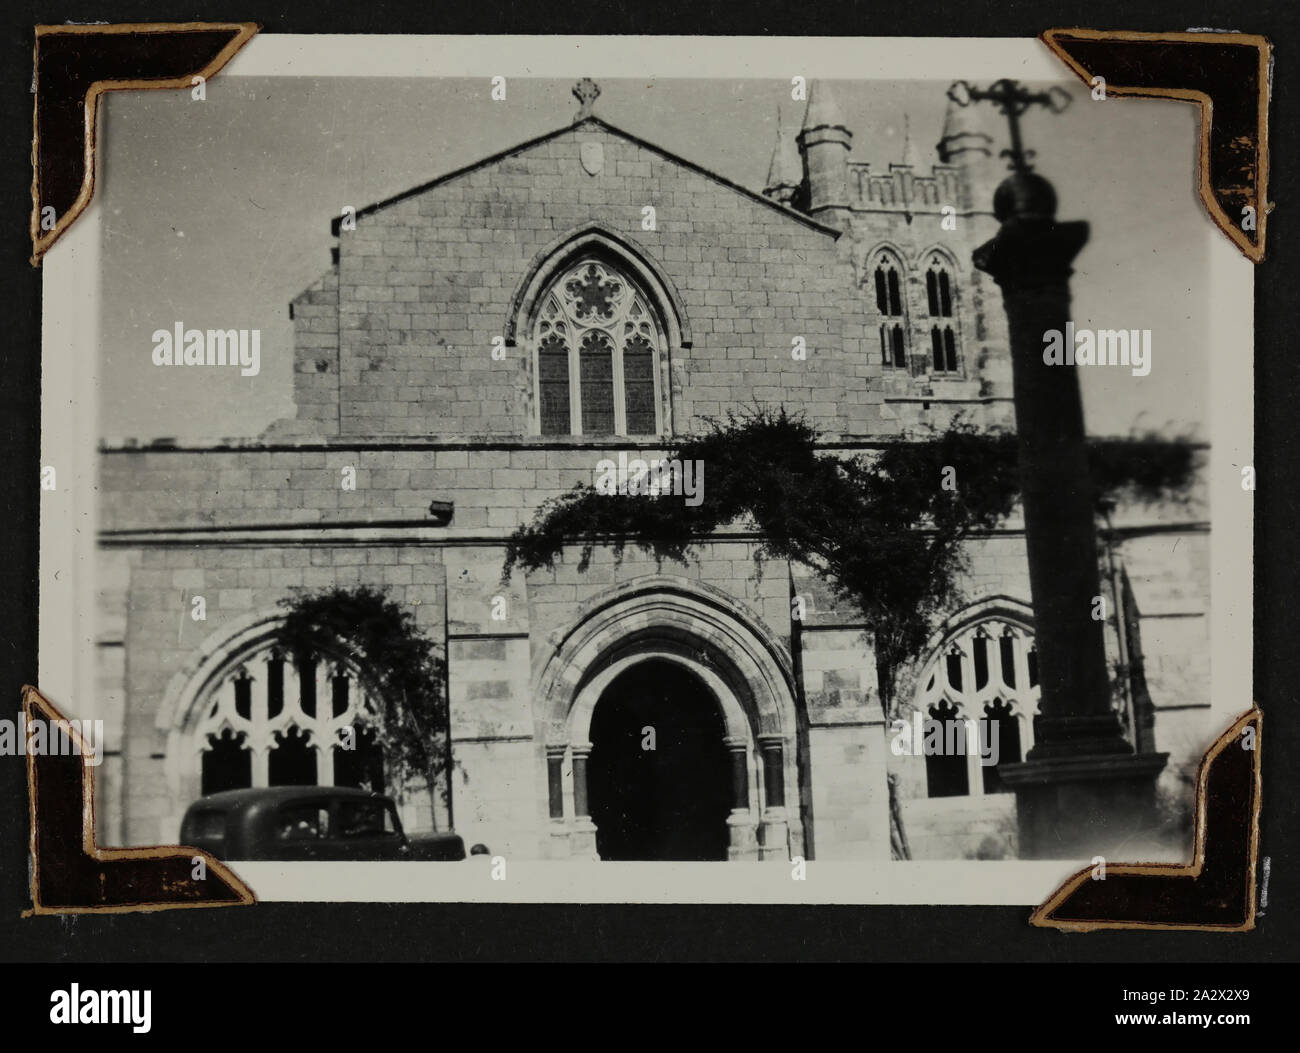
[179,786,467,861]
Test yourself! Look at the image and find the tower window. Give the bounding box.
[533,258,665,436]
[875,263,903,317]
[880,323,906,368]
[925,267,953,317]
[868,250,909,369]
[931,326,958,373]
[925,253,961,374]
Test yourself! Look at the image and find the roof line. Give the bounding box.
[330,116,841,239]
[98,436,1212,454]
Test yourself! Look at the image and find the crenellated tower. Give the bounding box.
[769,82,1017,435]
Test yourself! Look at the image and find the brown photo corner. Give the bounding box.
[26,23,1267,926]
[24,686,254,914]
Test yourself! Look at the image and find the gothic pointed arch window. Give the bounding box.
[533,257,664,436]
[194,642,385,795]
[924,251,961,374]
[868,248,909,370]
[913,615,1040,799]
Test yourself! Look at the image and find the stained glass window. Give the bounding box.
[579,331,616,434]
[533,258,663,435]
[537,334,571,436]
[623,334,656,435]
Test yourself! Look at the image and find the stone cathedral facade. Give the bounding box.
[96,81,1212,862]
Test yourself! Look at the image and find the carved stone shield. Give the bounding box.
[579,140,604,176]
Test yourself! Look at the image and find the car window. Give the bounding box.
[275,803,330,840]
[184,809,227,841]
[335,800,398,838]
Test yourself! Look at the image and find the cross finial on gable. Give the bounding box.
[572,78,601,120]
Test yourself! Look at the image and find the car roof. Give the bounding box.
[187,786,386,811]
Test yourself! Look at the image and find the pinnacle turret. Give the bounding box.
[801,80,848,134]
[796,81,853,218]
[763,106,803,205]
[936,98,995,211]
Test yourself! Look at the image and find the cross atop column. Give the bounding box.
[572,78,601,121]
[946,79,1071,173]
[965,78,1170,858]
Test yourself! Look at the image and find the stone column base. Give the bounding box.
[1000,751,1168,860]
[546,820,573,859]
[570,818,599,861]
[727,811,759,860]
[758,808,790,861]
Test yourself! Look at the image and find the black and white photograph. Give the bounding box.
[37,35,1251,904]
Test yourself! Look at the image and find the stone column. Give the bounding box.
[723,736,758,860]
[569,742,598,859]
[973,171,1166,859]
[545,746,565,819]
[757,735,790,861]
[544,744,570,858]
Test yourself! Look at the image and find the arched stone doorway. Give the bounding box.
[588,659,732,861]
[535,576,805,862]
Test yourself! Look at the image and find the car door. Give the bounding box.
[265,801,332,861]
[321,798,408,860]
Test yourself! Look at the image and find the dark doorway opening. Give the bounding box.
[588,659,732,861]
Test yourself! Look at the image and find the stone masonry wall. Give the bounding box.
[286,267,340,437]
[105,541,445,845]
[288,120,895,441]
